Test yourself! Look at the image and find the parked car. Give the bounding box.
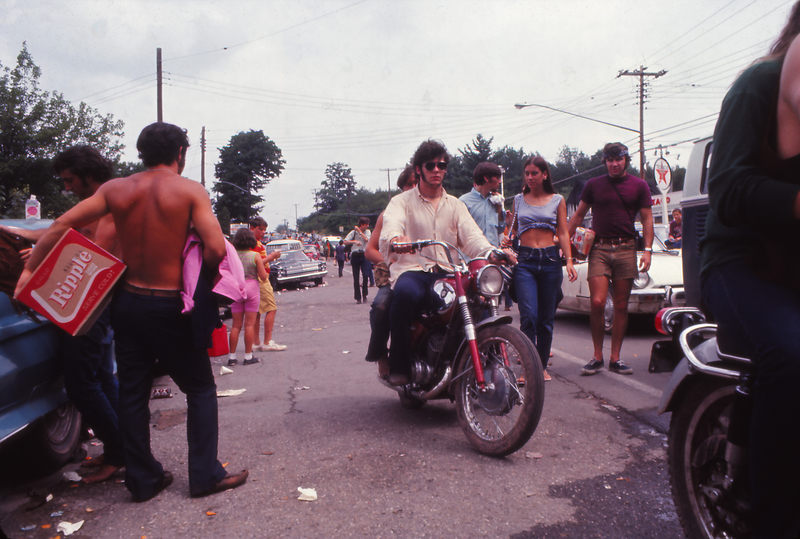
[303,244,321,260]
[559,223,685,332]
[0,219,83,472]
[265,240,327,288]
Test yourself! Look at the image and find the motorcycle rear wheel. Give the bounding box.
[454,325,544,457]
[668,378,749,538]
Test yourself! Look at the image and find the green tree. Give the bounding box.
[211,129,286,223]
[115,161,146,178]
[550,146,604,197]
[446,134,495,196]
[314,162,356,214]
[0,44,125,218]
[300,187,391,235]
[212,130,285,223]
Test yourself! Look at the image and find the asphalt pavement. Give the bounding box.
[0,265,685,538]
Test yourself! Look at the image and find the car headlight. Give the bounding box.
[633,271,651,289]
[477,265,504,296]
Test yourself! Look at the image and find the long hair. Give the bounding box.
[522,156,554,194]
[763,1,800,61]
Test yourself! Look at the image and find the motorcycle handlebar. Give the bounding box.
[390,240,508,266]
[391,239,456,266]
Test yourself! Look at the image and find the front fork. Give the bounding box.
[455,273,486,389]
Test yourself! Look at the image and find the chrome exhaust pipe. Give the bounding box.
[376,365,453,401]
[418,365,452,400]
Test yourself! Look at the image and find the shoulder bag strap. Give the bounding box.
[607,177,637,233]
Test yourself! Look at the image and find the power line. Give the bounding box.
[165,0,371,62]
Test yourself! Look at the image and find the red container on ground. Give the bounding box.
[207,325,229,357]
[15,228,126,336]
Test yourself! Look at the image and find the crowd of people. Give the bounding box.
[2,129,665,500]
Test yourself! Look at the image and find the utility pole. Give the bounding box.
[200,126,206,187]
[156,48,163,122]
[293,203,299,232]
[617,65,666,177]
[380,168,399,191]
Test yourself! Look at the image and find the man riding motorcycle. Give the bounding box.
[700,3,800,536]
[379,140,508,386]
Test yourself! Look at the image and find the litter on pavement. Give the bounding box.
[297,487,317,501]
[57,520,84,536]
[217,389,246,397]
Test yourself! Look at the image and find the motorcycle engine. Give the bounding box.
[410,331,446,386]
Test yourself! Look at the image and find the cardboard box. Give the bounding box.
[15,228,126,336]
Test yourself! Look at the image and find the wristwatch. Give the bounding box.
[644,247,653,252]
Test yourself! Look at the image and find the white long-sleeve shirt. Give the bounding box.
[379,185,493,283]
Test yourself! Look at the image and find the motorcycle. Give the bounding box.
[379,239,545,458]
[656,307,753,538]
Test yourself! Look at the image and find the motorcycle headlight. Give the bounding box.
[477,265,504,296]
[633,271,651,289]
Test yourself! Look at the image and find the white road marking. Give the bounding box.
[551,349,663,398]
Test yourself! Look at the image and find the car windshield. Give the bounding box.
[635,223,672,253]
[280,250,311,262]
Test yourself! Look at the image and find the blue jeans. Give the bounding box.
[702,259,800,539]
[111,290,227,500]
[514,245,563,369]
[351,251,370,302]
[366,285,393,361]
[388,271,447,375]
[63,306,124,467]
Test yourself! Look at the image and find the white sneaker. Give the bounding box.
[262,340,287,351]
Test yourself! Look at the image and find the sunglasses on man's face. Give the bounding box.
[424,161,448,171]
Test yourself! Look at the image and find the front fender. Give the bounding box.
[451,315,514,381]
[476,314,513,329]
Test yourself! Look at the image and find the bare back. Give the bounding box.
[103,170,220,289]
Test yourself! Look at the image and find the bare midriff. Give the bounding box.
[519,228,557,249]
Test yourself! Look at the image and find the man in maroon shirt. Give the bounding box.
[567,143,654,375]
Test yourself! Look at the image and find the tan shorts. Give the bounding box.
[587,240,639,281]
[259,278,277,314]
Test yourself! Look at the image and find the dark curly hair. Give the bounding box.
[136,122,189,167]
[412,140,449,171]
[53,145,113,184]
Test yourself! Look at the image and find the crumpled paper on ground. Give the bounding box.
[63,471,82,482]
[297,487,317,501]
[57,520,84,536]
[220,366,233,375]
[217,389,246,397]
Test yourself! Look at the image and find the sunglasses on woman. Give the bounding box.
[424,161,448,171]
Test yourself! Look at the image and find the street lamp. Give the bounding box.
[514,102,645,174]
[215,180,252,222]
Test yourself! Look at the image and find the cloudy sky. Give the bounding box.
[1,0,793,230]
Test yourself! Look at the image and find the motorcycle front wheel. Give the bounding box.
[454,324,544,457]
[668,378,749,538]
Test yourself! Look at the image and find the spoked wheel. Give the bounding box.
[668,379,751,538]
[455,325,545,457]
